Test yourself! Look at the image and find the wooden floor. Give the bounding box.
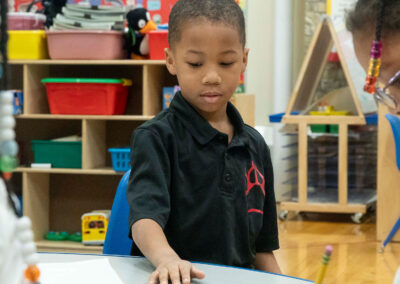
[275,212,400,284]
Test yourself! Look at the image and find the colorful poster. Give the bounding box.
[10,0,129,12]
[141,0,178,24]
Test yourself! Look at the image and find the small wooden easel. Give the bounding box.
[280,17,372,220]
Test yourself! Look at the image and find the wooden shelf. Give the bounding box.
[15,114,154,121]
[280,202,367,214]
[9,59,166,65]
[36,240,103,254]
[11,58,176,254]
[15,167,124,175]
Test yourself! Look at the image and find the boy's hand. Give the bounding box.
[149,256,205,284]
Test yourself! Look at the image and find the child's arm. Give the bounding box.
[254,252,281,274]
[132,219,205,284]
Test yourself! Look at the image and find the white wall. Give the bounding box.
[246,0,276,126]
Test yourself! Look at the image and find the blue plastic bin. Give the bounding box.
[109,148,131,172]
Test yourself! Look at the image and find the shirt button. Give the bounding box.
[224,173,232,182]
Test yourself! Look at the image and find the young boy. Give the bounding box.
[127,0,281,283]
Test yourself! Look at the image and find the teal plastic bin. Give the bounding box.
[31,140,82,168]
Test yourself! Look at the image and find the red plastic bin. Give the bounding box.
[41,78,132,115]
[149,30,169,60]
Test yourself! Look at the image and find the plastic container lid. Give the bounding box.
[41,78,132,86]
[45,30,123,35]
[8,12,46,21]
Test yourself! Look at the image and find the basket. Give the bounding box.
[109,148,130,172]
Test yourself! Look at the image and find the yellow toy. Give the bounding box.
[81,210,110,246]
[310,103,350,116]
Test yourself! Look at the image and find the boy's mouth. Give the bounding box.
[200,92,222,103]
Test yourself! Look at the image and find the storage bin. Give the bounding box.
[8,30,49,59]
[8,12,46,30]
[310,124,328,133]
[108,148,130,172]
[148,30,168,60]
[31,140,82,168]
[41,78,132,115]
[46,30,125,60]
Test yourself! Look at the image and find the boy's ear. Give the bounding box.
[165,48,177,76]
[241,48,250,74]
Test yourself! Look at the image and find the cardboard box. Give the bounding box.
[230,93,255,127]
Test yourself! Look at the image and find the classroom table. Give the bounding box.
[38,253,312,284]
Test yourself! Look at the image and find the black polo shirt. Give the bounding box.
[127,91,279,268]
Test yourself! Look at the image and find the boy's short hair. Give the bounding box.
[168,0,246,49]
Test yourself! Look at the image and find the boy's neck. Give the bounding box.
[197,105,234,142]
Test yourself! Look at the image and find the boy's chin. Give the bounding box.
[195,102,229,114]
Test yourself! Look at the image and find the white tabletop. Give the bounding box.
[38,253,311,284]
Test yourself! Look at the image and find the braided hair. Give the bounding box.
[347,0,400,34]
[346,0,399,93]
[375,0,386,41]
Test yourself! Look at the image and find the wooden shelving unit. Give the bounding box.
[36,240,103,254]
[279,18,376,221]
[10,59,177,253]
[16,114,154,120]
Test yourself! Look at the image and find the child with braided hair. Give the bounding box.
[347,0,400,113]
[347,2,400,282]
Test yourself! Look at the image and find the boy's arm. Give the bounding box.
[132,218,205,284]
[254,252,282,274]
[128,129,205,284]
[254,142,280,272]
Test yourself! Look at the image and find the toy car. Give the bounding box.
[81,210,110,246]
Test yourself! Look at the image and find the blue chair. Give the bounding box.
[381,114,400,252]
[103,170,133,255]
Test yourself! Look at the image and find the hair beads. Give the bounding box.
[364,40,382,93]
[364,0,386,94]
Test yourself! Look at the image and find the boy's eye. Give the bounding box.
[220,62,234,66]
[187,62,202,68]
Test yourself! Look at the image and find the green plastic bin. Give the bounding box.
[310,124,328,133]
[31,140,82,168]
[330,125,339,134]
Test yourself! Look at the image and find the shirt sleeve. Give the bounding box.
[255,143,280,252]
[127,128,171,238]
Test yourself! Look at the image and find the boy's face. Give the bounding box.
[165,20,249,118]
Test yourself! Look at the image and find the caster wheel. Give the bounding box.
[279,210,289,221]
[351,213,364,224]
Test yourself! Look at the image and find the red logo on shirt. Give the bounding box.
[245,161,265,215]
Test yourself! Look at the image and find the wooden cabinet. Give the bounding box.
[11,60,176,253]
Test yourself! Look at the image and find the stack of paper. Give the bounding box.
[38,258,124,284]
[50,3,129,31]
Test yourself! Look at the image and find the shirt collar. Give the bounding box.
[169,91,249,147]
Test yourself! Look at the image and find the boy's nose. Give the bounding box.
[202,70,222,85]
